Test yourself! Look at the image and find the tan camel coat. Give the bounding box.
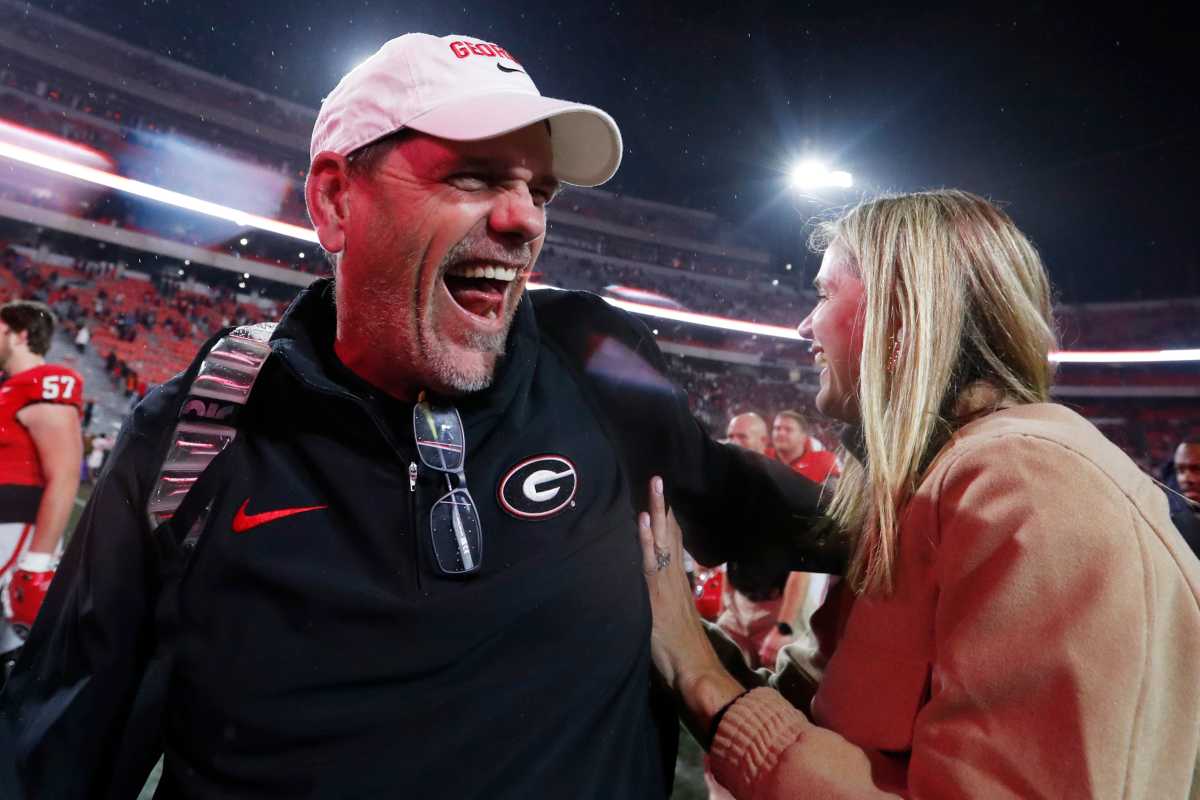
[710,404,1200,799]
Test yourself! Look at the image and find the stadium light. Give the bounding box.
[789,159,853,191]
[1049,349,1200,364]
[0,117,114,171]
[529,282,802,340]
[0,138,320,243]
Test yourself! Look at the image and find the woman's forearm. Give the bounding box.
[676,667,746,747]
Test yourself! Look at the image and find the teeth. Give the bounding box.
[486,309,497,320]
[446,264,518,282]
[813,353,827,367]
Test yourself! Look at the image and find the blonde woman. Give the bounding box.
[641,191,1200,798]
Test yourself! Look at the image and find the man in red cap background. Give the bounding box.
[2,33,837,798]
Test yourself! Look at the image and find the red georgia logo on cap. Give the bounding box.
[448,40,520,62]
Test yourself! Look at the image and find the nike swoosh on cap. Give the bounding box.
[232,498,328,533]
[496,64,525,74]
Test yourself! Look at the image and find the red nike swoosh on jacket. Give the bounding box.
[232,498,328,533]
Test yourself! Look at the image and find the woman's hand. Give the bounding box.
[639,477,745,735]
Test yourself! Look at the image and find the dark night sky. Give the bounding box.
[24,0,1200,303]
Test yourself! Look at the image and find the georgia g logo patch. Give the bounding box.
[497,455,578,520]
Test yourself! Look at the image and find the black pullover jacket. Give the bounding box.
[0,280,842,799]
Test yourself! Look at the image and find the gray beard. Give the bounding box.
[423,234,528,394]
[422,326,508,394]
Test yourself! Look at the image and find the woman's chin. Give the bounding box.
[815,387,859,426]
[814,386,838,419]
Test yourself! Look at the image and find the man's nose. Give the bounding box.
[488,185,545,244]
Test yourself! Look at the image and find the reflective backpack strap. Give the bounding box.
[146,322,277,532]
[111,325,276,800]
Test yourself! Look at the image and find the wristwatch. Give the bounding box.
[776,621,794,636]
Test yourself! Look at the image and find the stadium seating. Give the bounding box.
[1,246,283,391]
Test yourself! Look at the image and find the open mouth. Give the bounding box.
[442,263,520,320]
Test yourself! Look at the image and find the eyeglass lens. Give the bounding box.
[430,489,482,573]
[413,402,465,473]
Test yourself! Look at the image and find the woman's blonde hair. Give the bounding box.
[813,190,1057,595]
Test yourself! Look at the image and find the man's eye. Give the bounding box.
[449,174,488,191]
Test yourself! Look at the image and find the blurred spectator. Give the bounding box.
[84,432,115,484]
[1172,437,1200,557]
[769,410,839,484]
[724,412,768,452]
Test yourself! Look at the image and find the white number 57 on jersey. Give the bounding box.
[42,375,76,400]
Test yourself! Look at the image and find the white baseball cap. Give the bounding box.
[310,33,623,187]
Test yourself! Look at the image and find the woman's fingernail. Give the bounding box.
[639,512,650,529]
[653,476,663,495]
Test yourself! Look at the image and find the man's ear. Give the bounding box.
[305,151,354,256]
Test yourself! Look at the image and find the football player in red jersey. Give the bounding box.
[770,409,840,484]
[0,301,84,675]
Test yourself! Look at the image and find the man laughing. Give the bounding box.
[3,34,838,798]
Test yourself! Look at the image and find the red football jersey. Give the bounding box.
[785,449,840,484]
[0,363,85,487]
[765,441,841,484]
